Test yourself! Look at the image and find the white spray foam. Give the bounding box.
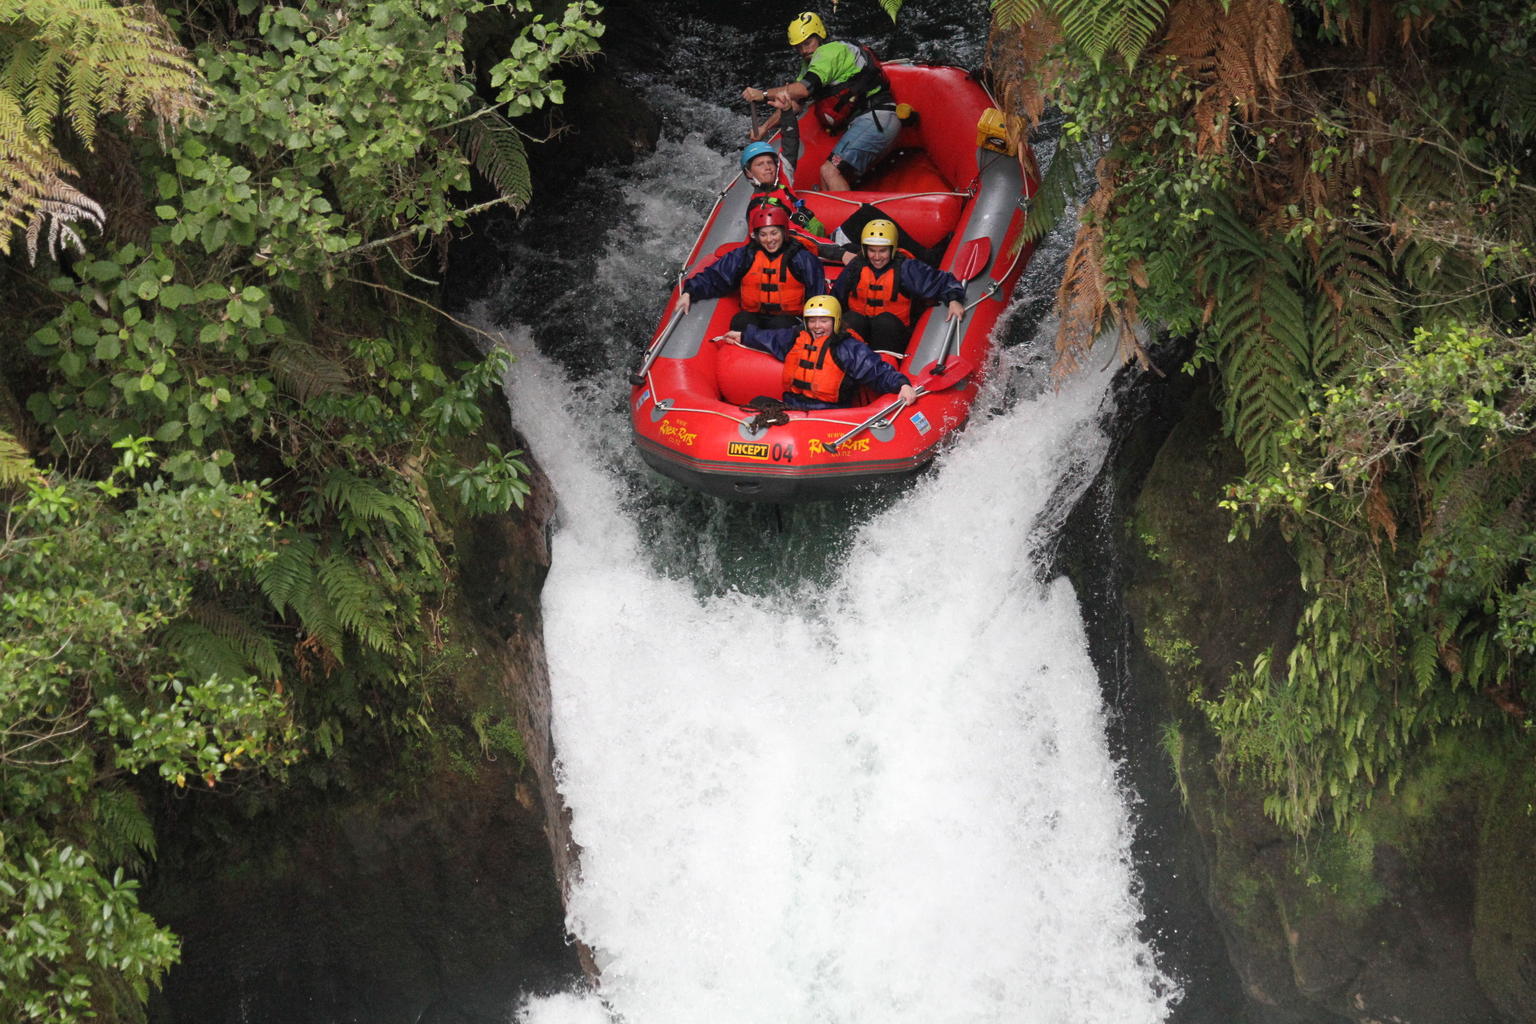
[498,322,1176,1024]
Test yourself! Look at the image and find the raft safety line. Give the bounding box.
[643,392,876,433]
[797,189,971,206]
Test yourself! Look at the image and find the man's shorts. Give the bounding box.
[829,107,901,181]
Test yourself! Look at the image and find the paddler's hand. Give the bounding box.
[945,300,965,321]
[897,384,917,407]
[742,86,769,104]
[717,330,744,347]
[677,292,691,315]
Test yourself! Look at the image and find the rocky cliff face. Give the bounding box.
[1121,382,1534,1024]
[146,459,585,1024]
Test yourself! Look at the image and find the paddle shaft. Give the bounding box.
[629,306,687,386]
[826,388,926,453]
[824,355,976,452]
[932,237,991,376]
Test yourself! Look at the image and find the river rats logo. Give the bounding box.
[658,418,697,446]
[809,436,870,455]
[727,441,770,460]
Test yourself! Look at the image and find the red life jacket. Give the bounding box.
[738,246,806,314]
[846,257,913,324]
[747,189,826,239]
[782,329,858,404]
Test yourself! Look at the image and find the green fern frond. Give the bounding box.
[1020,139,1084,244]
[92,785,155,868]
[877,0,904,20]
[292,573,346,663]
[317,551,394,653]
[171,602,282,681]
[454,104,531,210]
[991,0,1046,31]
[270,340,354,402]
[164,620,251,687]
[1201,209,1313,474]
[1406,632,1443,696]
[1,0,205,259]
[256,530,318,616]
[319,469,420,535]
[0,429,38,485]
[1,0,208,145]
[0,89,104,260]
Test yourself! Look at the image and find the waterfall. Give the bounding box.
[480,63,1176,1022]
[490,305,1175,1024]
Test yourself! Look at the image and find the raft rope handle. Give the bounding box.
[650,396,883,432]
[795,188,971,207]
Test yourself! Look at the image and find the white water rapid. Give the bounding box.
[495,333,1175,1024]
[484,101,1176,1023]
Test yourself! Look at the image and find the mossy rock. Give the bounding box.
[1127,381,1517,1022]
[1473,762,1536,1020]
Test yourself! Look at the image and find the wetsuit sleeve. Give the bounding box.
[790,247,827,297]
[830,262,855,306]
[899,259,966,305]
[683,245,750,300]
[742,324,798,361]
[834,336,910,395]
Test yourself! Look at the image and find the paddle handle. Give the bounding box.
[826,387,927,453]
[932,316,962,377]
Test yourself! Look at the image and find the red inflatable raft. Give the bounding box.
[629,64,1037,502]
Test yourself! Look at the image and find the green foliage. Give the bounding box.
[991,0,1178,68]
[0,469,302,1024]
[2,0,606,1017]
[987,0,1536,832]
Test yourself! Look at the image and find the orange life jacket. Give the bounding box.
[782,329,855,404]
[738,246,806,314]
[846,258,912,324]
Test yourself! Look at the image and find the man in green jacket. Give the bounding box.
[742,11,900,191]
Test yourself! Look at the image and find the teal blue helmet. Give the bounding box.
[740,141,777,171]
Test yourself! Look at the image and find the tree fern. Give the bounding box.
[0,0,205,259]
[992,0,1173,67]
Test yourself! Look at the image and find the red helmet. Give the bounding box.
[747,203,790,233]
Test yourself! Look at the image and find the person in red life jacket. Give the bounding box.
[739,143,946,268]
[831,219,966,358]
[740,141,827,237]
[678,203,827,332]
[719,295,916,411]
[741,12,900,191]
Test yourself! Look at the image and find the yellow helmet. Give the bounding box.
[787,12,827,46]
[860,218,899,249]
[801,294,842,332]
